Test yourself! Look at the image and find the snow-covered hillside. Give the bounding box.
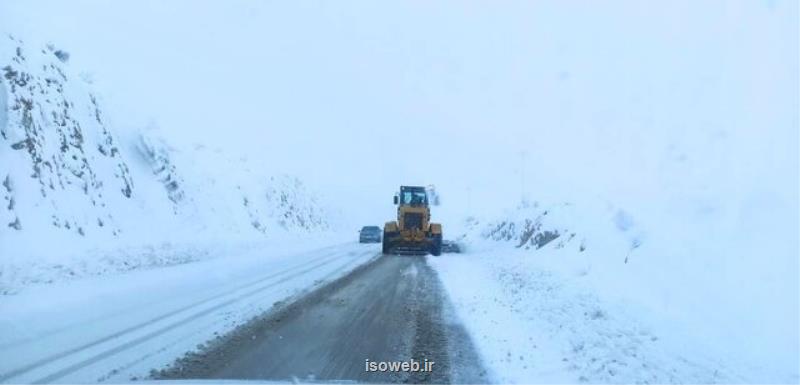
[437,193,798,382]
[0,35,334,294]
[0,1,795,383]
[1,35,134,238]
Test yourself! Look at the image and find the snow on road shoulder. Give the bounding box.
[0,241,380,384]
[0,233,344,296]
[429,248,759,384]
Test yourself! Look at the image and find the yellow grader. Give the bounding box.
[383,185,442,256]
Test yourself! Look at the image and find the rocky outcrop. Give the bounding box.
[0,35,132,237]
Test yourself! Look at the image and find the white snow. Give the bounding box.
[0,35,338,294]
[431,250,752,383]
[0,72,6,137]
[0,0,797,384]
[0,242,379,383]
[431,197,798,383]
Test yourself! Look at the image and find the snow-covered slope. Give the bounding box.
[0,35,133,239]
[444,192,798,381]
[0,35,333,294]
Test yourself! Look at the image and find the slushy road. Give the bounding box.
[155,254,486,383]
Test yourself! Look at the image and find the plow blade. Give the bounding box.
[384,243,431,256]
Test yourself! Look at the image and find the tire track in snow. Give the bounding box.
[29,250,376,384]
[96,251,381,383]
[0,247,359,383]
[0,242,353,351]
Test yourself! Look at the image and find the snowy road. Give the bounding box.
[3,242,787,384]
[155,254,486,383]
[0,242,378,384]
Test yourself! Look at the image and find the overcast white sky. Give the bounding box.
[1,0,797,227]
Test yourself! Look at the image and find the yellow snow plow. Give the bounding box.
[383,186,442,256]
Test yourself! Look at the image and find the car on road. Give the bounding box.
[359,226,382,243]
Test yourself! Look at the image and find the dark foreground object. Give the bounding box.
[154,255,485,383]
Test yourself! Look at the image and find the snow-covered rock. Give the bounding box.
[0,35,133,238]
[0,36,334,294]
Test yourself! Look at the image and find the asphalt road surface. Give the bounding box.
[154,254,487,383]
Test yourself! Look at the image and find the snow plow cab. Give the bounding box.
[383,186,442,256]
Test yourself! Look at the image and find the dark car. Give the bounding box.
[359,226,382,243]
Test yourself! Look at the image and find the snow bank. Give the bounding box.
[431,250,762,383]
[446,194,798,381]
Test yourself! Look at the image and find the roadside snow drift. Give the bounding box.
[433,196,798,383]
